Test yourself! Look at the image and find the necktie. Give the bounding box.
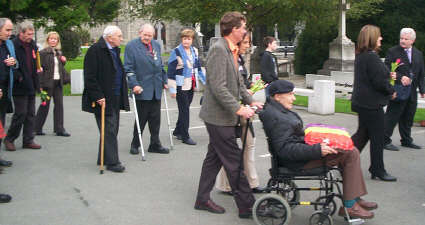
[405,48,411,63]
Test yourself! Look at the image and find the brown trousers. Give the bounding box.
[303,148,367,200]
[196,123,255,210]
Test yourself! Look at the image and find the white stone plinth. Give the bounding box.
[306,74,331,88]
[308,80,335,115]
[71,69,84,94]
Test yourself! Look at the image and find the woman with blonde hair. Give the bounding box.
[34,31,70,137]
[351,25,396,181]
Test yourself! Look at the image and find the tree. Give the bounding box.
[1,0,120,58]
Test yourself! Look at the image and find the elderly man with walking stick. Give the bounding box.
[82,25,129,173]
[124,23,170,155]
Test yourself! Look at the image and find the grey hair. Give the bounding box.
[102,25,121,38]
[139,23,155,34]
[400,28,416,40]
[0,18,11,30]
[18,21,34,33]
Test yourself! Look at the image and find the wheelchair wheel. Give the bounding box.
[313,196,337,216]
[280,181,300,209]
[309,211,333,225]
[253,194,291,225]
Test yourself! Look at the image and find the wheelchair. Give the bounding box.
[252,140,365,225]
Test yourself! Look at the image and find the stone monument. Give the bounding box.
[317,0,355,75]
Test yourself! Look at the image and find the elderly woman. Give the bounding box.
[259,80,377,220]
[215,32,265,194]
[351,25,396,181]
[167,28,205,145]
[34,31,70,137]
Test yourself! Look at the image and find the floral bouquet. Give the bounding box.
[390,58,403,86]
[40,90,50,106]
[250,77,266,93]
[304,123,354,151]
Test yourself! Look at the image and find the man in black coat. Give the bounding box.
[3,22,41,151]
[260,36,279,97]
[260,80,376,219]
[82,26,130,173]
[384,28,425,151]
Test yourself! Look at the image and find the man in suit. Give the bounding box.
[3,22,41,151]
[384,28,425,151]
[194,12,263,218]
[82,25,130,173]
[125,24,169,155]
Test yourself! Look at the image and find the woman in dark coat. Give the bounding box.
[351,25,397,181]
[34,32,70,136]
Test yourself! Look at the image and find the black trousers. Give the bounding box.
[95,96,121,166]
[351,105,386,175]
[5,95,36,144]
[196,123,255,210]
[131,99,162,149]
[35,80,65,133]
[173,87,193,140]
[384,97,417,145]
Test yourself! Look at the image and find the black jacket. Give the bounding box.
[12,38,39,96]
[384,45,425,102]
[38,47,70,89]
[260,51,278,84]
[259,98,321,170]
[351,51,394,110]
[82,37,130,115]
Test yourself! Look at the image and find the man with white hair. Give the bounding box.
[384,28,425,151]
[125,23,169,155]
[82,25,130,173]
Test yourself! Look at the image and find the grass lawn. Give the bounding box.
[294,95,425,122]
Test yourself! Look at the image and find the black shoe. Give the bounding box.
[56,131,71,137]
[0,159,12,167]
[130,146,139,155]
[220,191,233,196]
[173,134,182,140]
[182,137,197,145]
[401,142,422,149]
[35,131,46,136]
[148,146,170,154]
[384,143,399,151]
[371,172,397,182]
[0,194,11,203]
[252,186,266,193]
[106,164,125,172]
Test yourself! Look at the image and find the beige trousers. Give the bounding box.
[215,118,259,191]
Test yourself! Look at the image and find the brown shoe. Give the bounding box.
[22,142,41,149]
[194,199,225,214]
[4,140,16,151]
[357,198,378,210]
[338,202,374,219]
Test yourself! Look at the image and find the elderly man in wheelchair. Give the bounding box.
[255,80,376,225]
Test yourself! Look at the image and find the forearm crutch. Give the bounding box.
[100,103,105,174]
[132,93,146,161]
[163,90,174,150]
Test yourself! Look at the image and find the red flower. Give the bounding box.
[396,58,401,64]
[41,101,47,106]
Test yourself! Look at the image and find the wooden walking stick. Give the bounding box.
[100,103,105,174]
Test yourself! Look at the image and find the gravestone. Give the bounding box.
[71,69,84,94]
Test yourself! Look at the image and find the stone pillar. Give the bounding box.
[210,23,221,49]
[317,0,355,75]
[155,22,165,52]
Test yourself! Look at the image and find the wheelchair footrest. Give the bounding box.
[348,218,365,225]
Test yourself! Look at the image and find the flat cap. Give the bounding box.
[268,80,295,96]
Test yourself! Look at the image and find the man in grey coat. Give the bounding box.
[194,12,263,219]
[125,24,169,154]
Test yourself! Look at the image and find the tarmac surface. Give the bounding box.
[1,77,425,225]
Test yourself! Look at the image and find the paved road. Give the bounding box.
[0,92,424,225]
